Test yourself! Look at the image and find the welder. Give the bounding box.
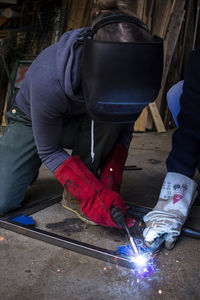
[143,48,200,250]
[0,0,163,231]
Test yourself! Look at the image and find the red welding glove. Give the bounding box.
[99,144,128,193]
[54,156,135,228]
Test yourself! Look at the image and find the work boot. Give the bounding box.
[61,189,97,226]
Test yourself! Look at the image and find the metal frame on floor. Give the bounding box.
[0,195,200,270]
[0,195,138,269]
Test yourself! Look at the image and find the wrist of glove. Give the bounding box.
[143,172,197,250]
[55,156,135,228]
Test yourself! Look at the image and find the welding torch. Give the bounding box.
[111,207,139,256]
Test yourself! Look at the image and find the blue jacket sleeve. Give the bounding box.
[29,66,70,172]
[166,49,200,178]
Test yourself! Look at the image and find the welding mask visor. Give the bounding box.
[81,17,163,123]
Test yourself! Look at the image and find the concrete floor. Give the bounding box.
[0,129,200,300]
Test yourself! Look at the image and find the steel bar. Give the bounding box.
[0,218,136,270]
[181,227,200,239]
[124,165,143,171]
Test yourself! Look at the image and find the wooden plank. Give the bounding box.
[142,0,148,24]
[134,107,148,132]
[146,109,154,130]
[152,0,173,38]
[178,0,195,75]
[148,102,166,133]
[161,8,185,96]
[61,0,72,32]
[136,0,145,19]
[65,0,78,31]
[65,0,90,31]
[143,0,155,31]
[163,7,186,84]
[161,0,176,38]
[77,0,91,27]
[156,5,186,109]
[82,0,92,27]
[131,0,139,14]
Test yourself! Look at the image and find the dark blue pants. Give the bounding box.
[0,103,125,215]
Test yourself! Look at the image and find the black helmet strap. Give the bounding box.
[91,14,149,36]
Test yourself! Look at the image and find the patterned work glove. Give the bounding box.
[143,172,197,250]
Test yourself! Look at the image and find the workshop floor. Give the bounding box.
[0,129,200,300]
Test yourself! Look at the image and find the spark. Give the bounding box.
[137,278,140,283]
[131,254,148,268]
[158,290,162,294]
[116,240,155,277]
[0,237,5,241]
[176,260,180,263]
[103,267,107,271]
[143,268,148,272]
[57,268,61,272]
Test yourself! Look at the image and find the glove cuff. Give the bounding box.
[156,172,197,217]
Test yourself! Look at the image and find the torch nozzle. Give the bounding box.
[111,207,138,256]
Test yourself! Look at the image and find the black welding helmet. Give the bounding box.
[81,15,163,123]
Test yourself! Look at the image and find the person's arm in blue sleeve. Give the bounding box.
[143,50,200,250]
[166,49,200,177]
[29,66,70,172]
